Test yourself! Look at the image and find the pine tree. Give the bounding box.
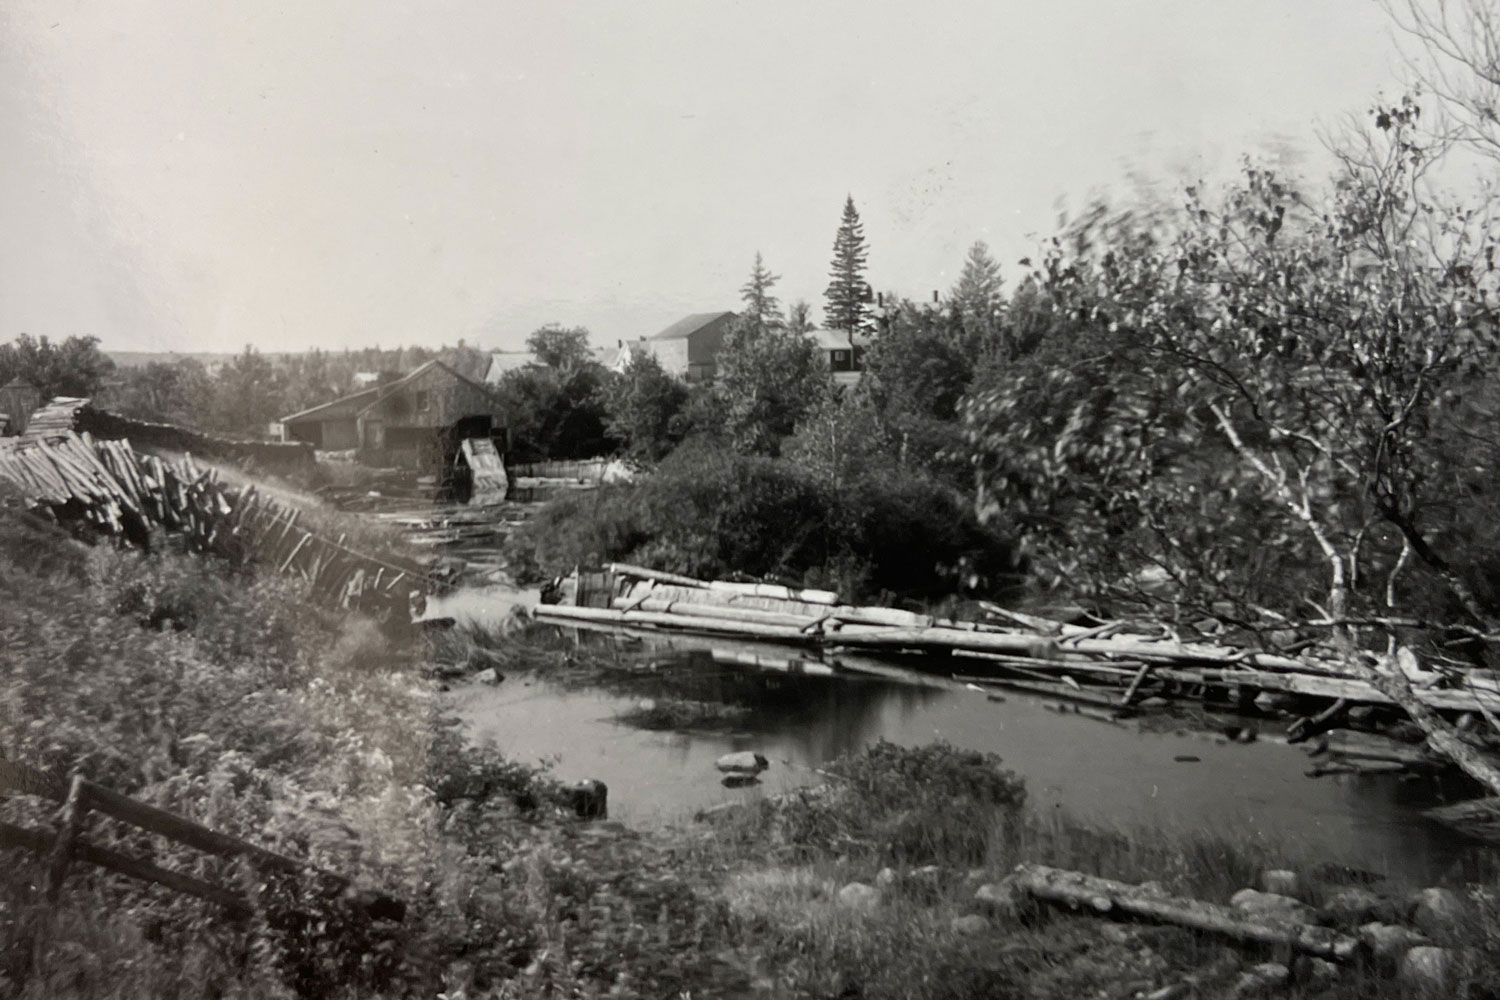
[739,252,784,337]
[823,196,871,348]
[951,240,1004,356]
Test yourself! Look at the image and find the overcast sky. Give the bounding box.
[0,1,1402,354]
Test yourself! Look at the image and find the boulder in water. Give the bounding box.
[716,751,769,774]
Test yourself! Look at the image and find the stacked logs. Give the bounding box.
[0,432,430,622]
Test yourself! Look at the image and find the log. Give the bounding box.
[1007,864,1359,961]
[612,596,821,629]
[532,603,817,642]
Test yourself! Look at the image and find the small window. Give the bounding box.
[415,390,431,412]
[834,350,848,362]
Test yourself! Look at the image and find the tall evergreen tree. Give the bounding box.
[823,196,871,347]
[951,240,1004,356]
[739,252,784,337]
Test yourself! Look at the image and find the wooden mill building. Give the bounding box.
[275,360,503,471]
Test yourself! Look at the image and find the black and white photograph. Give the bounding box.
[6,2,1500,997]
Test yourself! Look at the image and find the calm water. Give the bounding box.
[433,587,1482,882]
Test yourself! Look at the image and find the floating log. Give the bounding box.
[1005,864,1359,961]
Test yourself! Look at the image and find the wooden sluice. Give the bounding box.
[0,432,433,622]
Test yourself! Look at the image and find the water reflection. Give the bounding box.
[449,625,1486,882]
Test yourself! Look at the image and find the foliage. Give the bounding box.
[524,323,593,371]
[963,104,1500,641]
[597,350,689,461]
[494,326,611,461]
[824,195,873,341]
[506,440,1023,601]
[739,251,784,337]
[950,239,1006,357]
[714,319,833,456]
[0,333,116,399]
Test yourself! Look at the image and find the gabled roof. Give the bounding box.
[278,386,385,425]
[353,360,494,419]
[809,328,871,351]
[279,359,496,425]
[649,311,736,341]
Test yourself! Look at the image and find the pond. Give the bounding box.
[433,587,1485,883]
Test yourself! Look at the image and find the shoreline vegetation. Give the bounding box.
[4,496,1498,999]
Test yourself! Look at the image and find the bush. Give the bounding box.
[505,440,1024,602]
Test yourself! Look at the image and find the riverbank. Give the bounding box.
[3,498,1496,998]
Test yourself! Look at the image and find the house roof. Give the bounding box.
[278,386,386,425]
[810,328,871,351]
[280,359,495,424]
[649,311,736,341]
[1,377,38,391]
[353,360,494,419]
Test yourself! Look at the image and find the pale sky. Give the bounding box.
[1,1,1402,354]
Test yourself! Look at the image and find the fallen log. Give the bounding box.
[1003,864,1360,961]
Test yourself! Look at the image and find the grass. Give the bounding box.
[6,483,1500,998]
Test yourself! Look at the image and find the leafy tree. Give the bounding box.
[599,351,689,461]
[526,324,593,371]
[213,346,288,437]
[496,325,610,460]
[715,323,832,456]
[824,196,872,347]
[0,334,116,399]
[739,252,784,337]
[950,241,1005,357]
[787,300,816,337]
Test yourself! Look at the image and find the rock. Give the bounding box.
[837,882,881,913]
[1230,888,1317,925]
[1138,696,1171,709]
[975,879,1032,921]
[950,914,990,935]
[715,751,769,774]
[1410,887,1467,940]
[1254,692,1296,715]
[1231,962,1289,997]
[1359,921,1429,965]
[1098,923,1136,944]
[635,698,657,712]
[875,867,897,888]
[911,864,944,883]
[473,667,502,685]
[1320,887,1401,927]
[1346,705,1379,725]
[1292,955,1338,989]
[1257,869,1301,897]
[1398,946,1457,993]
[562,779,608,819]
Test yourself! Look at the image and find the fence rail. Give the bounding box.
[0,757,402,921]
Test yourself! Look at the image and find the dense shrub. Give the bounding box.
[506,439,1024,602]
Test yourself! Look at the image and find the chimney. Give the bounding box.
[617,339,622,348]
[932,290,939,304]
[877,292,884,308]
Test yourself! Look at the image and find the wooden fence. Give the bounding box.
[0,432,436,621]
[0,757,403,921]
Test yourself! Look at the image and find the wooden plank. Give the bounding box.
[0,758,67,801]
[0,821,252,918]
[46,774,89,901]
[81,781,310,878]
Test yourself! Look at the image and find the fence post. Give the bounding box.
[46,774,89,902]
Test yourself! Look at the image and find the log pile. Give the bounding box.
[533,564,1500,834]
[0,432,431,622]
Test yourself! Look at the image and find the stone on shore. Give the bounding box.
[1409,887,1467,940]
[837,882,881,913]
[1229,888,1316,925]
[1359,922,1429,965]
[950,914,990,935]
[1256,869,1301,897]
[1231,961,1289,997]
[1320,886,1401,928]
[715,751,770,774]
[1398,945,1458,993]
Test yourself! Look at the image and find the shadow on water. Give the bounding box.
[443,613,1491,882]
